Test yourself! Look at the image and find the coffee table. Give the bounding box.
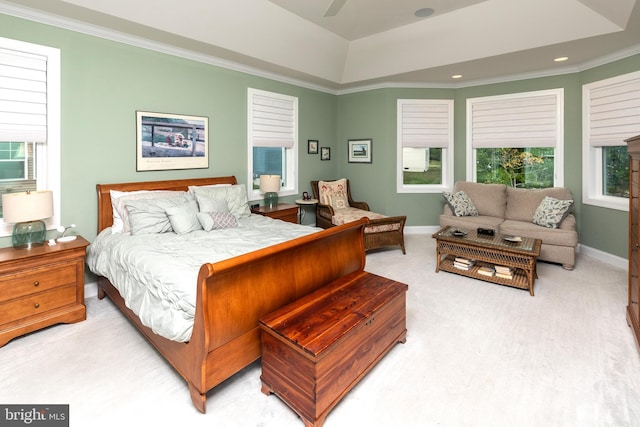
[432,226,542,296]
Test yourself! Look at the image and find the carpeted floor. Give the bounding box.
[1,234,638,426]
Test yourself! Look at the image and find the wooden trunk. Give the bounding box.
[259,270,408,427]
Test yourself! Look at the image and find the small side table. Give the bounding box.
[251,203,299,224]
[295,198,318,226]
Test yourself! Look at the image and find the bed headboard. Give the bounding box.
[95,176,238,233]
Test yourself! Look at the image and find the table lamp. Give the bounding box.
[260,175,281,208]
[2,190,53,249]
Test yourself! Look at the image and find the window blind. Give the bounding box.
[586,75,640,147]
[0,48,48,142]
[250,91,295,149]
[470,92,559,149]
[400,100,451,148]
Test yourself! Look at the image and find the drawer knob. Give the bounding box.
[34,303,40,309]
[33,281,40,287]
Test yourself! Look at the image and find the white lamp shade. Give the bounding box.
[259,175,281,193]
[2,190,53,223]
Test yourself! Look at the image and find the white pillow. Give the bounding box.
[110,190,177,234]
[189,184,251,218]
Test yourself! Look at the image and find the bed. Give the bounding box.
[88,176,368,413]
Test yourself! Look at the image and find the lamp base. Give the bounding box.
[12,220,46,249]
[264,192,279,209]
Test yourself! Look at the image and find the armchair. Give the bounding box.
[311,179,406,254]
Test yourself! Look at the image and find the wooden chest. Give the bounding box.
[259,270,408,427]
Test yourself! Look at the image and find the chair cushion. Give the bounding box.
[318,179,350,209]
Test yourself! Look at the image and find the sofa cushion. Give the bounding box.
[443,191,479,217]
[500,217,578,247]
[505,187,572,222]
[439,214,504,231]
[454,181,507,218]
[533,196,574,228]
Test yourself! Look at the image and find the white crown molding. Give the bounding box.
[2,1,640,97]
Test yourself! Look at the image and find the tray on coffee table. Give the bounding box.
[432,226,542,296]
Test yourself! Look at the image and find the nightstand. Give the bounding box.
[0,236,89,347]
[295,198,318,226]
[251,203,299,224]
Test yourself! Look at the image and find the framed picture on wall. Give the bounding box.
[348,139,372,163]
[136,111,209,171]
[308,139,318,154]
[321,147,331,160]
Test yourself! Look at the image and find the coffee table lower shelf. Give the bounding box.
[439,255,531,293]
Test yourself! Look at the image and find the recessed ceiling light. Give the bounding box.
[451,74,463,79]
[554,56,569,62]
[415,8,435,18]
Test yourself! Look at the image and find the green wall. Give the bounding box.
[1,12,639,259]
[0,13,337,246]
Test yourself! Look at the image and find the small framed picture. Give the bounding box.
[348,139,372,163]
[321,147,331,161]
[308,139,318,154]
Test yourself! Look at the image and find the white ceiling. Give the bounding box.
[1,0,640,91]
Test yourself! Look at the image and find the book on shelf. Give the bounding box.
[494,265,513,275]
[477,266,495,277]
[454,261,473,270]
[454,257,475,265]
[495,272,513,279]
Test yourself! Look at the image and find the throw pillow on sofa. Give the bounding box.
[443,191,479,217]
[533,196,573,228]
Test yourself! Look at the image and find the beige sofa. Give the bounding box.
[439,181,578,270]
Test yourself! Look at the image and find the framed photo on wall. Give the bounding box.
[136,111,208,171]
[348,139,372,163]
[321,147,331,160]
[308,139,318,154]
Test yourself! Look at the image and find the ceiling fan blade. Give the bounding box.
[324,0,347,17]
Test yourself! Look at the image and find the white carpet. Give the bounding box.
[1,234,639,427]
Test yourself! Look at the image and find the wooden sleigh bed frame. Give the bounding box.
[94,176,368,413]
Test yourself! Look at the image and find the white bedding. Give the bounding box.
[86,215,320,342]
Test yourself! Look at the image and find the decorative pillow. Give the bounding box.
[125,193,194,235]
[189,184,251,218]
[197,211,238,231]
[330,194,349,209]
[195,194,230,214]
[443,191,479,217]
[318,179,350,209]
[166,201,202,234]
[110,190,177,234]
[533,196,573,228]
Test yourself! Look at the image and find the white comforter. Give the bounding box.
[86,215,320,342]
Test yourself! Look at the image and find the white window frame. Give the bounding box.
[247,88,298,202]
[396,99,454,193]
[466,89,564,186]
[0,37,60,237]
[582,71,640,211]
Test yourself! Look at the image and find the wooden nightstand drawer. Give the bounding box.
[0,236,89,347]
[0,284,77,325]
[0,264,77,303]
[251,203,299,224]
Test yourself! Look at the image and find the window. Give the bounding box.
[467,89,564,188]
[396,99,453,193]
[0,37,60,236]
[583,71,640,211]
[247,88,298,201]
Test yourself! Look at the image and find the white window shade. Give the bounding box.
[400,100,451,148]
[471,92,560,149]
[586,75,640,147]
[250,92,295,148]
[0,48,48,142]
